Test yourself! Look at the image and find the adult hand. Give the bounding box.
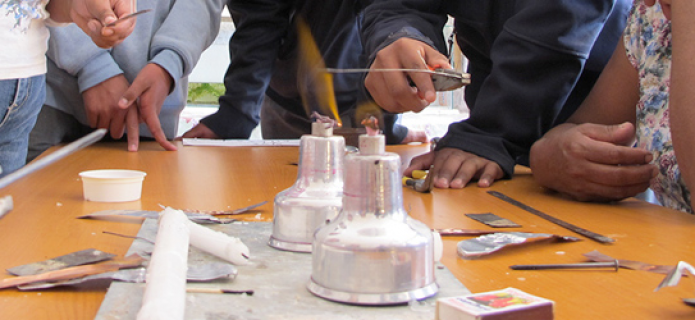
[66,0,136,48]
[404,148,504,189]
[179,123,220,140]
[82,74,130,139]
[365,38,451,113]
[118,63,177,152]
[530,122,657,202]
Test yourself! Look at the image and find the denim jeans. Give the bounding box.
[0,75,45,177]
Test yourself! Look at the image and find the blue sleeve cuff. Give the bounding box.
[369,27,438,63]
[151,49,185,92]
[76,52,123,93]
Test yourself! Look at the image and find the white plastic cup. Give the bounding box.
[79,170,147,202]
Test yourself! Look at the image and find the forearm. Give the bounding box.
[440,1,621,175]
[206,0,291,138]
[670,0,695,195]
[439,38,587,177]
[566,39,640,126]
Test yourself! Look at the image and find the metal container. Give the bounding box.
[269,123,345,253]
[308,134,438,305]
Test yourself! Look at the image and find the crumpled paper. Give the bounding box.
[457,232,579,258]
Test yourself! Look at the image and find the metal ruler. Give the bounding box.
[487,191,615,244]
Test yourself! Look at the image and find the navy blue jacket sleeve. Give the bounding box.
[362,0,626,177]
[200,0,292,139]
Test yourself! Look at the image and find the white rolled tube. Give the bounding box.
[137,208,190,320]
[187,220,251,265]
[432,231,443,262]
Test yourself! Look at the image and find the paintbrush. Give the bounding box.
[510,260,619,271]
[187,288,254,295]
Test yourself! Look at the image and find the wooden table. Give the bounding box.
[0,141,694,319]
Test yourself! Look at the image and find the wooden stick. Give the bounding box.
[0,254,143,289]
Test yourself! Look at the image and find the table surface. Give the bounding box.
[0,141,694,319]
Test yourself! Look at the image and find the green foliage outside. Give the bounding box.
[187,83,225,105]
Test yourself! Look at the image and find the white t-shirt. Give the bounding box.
[0,0,50,80]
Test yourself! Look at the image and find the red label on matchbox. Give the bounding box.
[436,287,554,320]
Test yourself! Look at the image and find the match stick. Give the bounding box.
[186,288,254,295]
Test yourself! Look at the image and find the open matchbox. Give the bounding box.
[436,287,554,320]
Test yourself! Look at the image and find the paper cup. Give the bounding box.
[79,170,147,202]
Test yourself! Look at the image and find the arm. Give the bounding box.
[529,39,656,202]
[119,0,225,150]
[367,1,629,188]
[361,0,449,113]
[440,1,626,178]
[669,0,695,199]
[186,0,293,139]
[47,24,131,138]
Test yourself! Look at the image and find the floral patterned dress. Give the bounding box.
[625,1,692,213]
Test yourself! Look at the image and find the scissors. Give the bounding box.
[324,67,470,91]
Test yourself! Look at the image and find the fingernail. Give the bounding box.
[426,91,437,103]
[645,153,654,163]
[129,144,137,152]
[104,16,117,25]
[119,98,129,107]
[450,179,463,189]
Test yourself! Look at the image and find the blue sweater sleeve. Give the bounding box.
[47,24,123,93]
[149,0,224,90]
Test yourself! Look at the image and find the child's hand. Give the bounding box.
[405,148,504,189]
[365,38,451,113]
[118,63,177,152]
[82,74,130,139]
[180,123,220,140]
[70,0,136,48]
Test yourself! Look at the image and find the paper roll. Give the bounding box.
[137,208,190,320]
